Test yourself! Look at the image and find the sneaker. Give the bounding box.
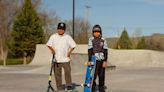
[67,85,74,90]
[57,85,64,90]
[99,86,106,92]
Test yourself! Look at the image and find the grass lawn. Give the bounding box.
[0,58,31,65]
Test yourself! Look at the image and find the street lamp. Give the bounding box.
[85,5,91,38]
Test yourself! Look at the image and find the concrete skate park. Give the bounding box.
[1,44,164,92]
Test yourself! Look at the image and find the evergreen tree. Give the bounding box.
[137,36,146,49]
[116,28,133,49]
[9,0,45,57]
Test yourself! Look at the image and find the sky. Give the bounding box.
[42,0,164,37]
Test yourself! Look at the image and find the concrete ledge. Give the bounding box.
[30,44,164,67]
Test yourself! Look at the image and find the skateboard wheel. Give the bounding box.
[86,83,90,87]
[91,62,94,65]
[84,83,91,87]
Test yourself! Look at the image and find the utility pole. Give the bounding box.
[72,0,75,39]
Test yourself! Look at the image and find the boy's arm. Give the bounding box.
[103,39,108,62]
[88,37,93,62]
[67,35,76,57]
[88,48,93,62]
[104,49,108,62]
[46,35,55,54]
[67,48,75,57]
[47,46,55,54]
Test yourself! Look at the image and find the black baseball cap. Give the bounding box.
[57,22,66,30]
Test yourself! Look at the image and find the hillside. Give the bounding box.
[106,33,164,51]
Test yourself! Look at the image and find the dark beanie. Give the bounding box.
[92,24,102,35]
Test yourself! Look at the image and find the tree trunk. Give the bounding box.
[2,46,8,66]
[0,43,3,60]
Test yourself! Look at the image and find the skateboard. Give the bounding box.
[83,55,97,92]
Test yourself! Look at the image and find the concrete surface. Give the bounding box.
[1,44,164,92]
[0,66,164,92]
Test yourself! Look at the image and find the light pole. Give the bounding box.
[72,0,75,39]
[85,5,91,39]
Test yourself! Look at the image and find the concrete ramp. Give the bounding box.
[30,44,88,74]
[30,44,88,65]
[109,49,164,67]
[30,44,51,65]
[31,44,164,67]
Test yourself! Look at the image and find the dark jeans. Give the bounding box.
[92,61,105,92]
[53,62,72,90]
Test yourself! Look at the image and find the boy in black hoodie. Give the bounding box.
[87,24,108,92]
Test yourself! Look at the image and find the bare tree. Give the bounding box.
[0,0,21,65]
[132,28,143,48]
[0,0,61,65]
[32,0,42,9]
[65,17,91,44]
[38,11,61,41]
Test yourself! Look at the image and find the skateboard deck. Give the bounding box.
[83,55,97,92]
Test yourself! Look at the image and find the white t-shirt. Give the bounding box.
[46,33,76,63]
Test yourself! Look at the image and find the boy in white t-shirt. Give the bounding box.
[46,22,76,90]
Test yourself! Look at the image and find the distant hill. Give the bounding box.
[106,33,164,51]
